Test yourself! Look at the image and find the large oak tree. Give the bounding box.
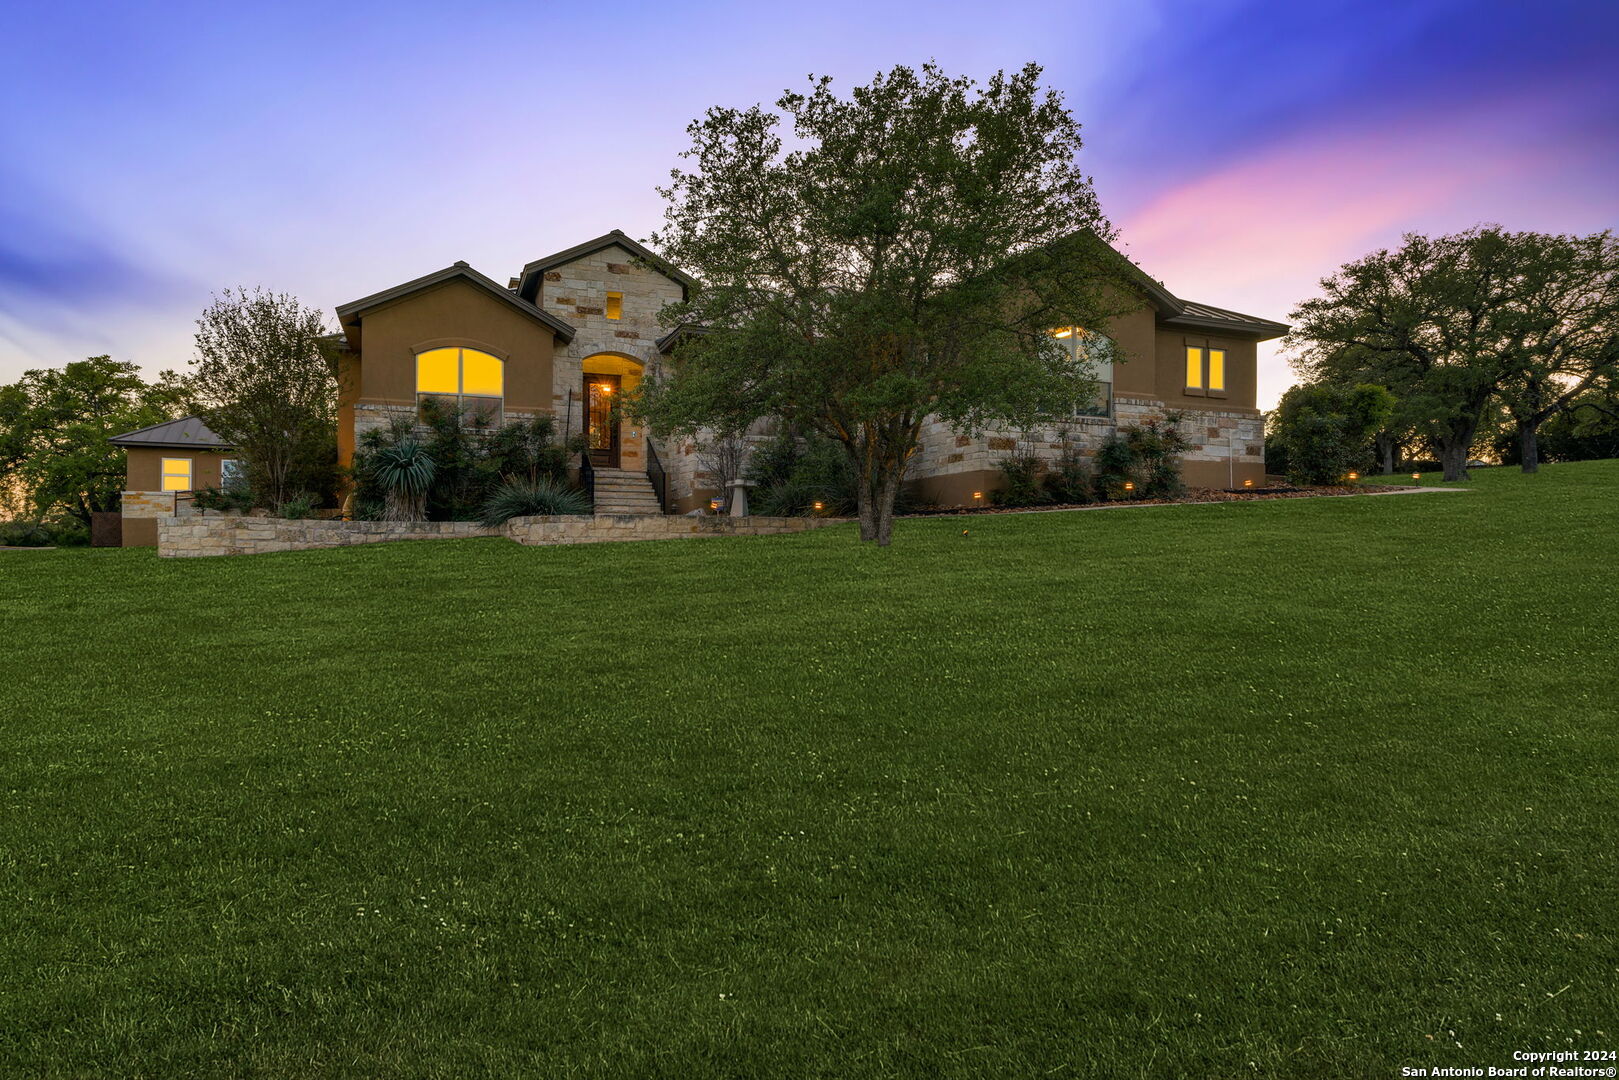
[640,63,1130,544]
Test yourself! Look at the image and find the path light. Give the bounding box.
[812,501,823,512]
[1347,471,1359,481]
[1123,481,1135,493]
[1412,472,1422,480]
[1243,478,1254,488]
[972,491,983,500]
[709,498,722,512]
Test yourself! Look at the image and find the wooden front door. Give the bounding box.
[584,374,621,468]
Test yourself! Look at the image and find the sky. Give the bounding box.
[2,0,1616,408]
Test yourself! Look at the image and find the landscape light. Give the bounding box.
[1123,481,1135,492]
[812,501,823,511]
[709,498,721,511]
[1243,478,1253,488]
[1413,472,1421,480]
[972,491,983,500]
[1347,471,1359,481]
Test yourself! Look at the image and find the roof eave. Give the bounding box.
[1159,314,1290,340]
[335,263,577,343]
[517,230,697,303]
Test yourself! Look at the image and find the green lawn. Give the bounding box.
[3,462,1616,1078]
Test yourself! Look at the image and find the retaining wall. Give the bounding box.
[156,513,843,557]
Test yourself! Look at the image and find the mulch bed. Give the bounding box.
[901,484,1410,517]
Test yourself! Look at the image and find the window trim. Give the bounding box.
[161,456,193,492]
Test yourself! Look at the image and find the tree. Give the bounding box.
[1271,383,1395,486]
[192,288,338,508]
[1289,228,1533,481]
[0,357,192,526]
[640,62,1129,545]
[1491,230,1619,473]
[1539,377,1619,462]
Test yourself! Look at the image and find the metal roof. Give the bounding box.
[110,415,232,450]
[1162,299,1289,338]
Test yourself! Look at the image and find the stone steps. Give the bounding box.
[589,469,663,516]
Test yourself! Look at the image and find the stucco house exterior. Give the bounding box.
[115,229,1286,542]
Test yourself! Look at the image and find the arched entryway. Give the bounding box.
[580,353,645,469]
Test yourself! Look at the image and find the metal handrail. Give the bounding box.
[646,439,668,515]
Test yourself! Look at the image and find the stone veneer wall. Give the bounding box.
[157,513,843,557]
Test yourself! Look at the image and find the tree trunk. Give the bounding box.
[873,471,901,547]
[1376,433,1397,474]
[1438,439,1470,482]
[1518,419,1540,474]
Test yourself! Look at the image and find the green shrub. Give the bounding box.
[991,449,1052,507]
[278,492,318,520]
[1042,443,1093,504]
[1272,383,1395,486]
[480,478,592,525]
[192,486,255,513]
[0,520,54,547]
[1092,414,1191,499]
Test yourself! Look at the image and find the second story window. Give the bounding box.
[416,346,504,424]
[605,292,623,320]
[1050,327,1114,417]
[1186,346,1226,392]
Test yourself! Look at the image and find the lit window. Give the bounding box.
[416,347,504,423]
[221,459,246,489]
[1186,346,1204,389]
[605,292,623,320]
[1049,327,1114,417]
[161,457,193,492]
[1208,349,1225,391]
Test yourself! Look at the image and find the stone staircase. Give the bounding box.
[591,467,664,516]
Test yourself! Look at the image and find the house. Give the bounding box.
[112,416,237,546]
[115,229,1286,542]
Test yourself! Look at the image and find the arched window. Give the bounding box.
[1049,327,1115,417]
[416,347,504,423]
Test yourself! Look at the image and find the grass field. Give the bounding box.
[3,462,1616,1078]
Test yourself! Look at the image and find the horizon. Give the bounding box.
[3,0,1616,409]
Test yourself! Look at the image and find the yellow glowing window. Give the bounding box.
[415,347,504,422]
[1208,349,1226,391]
[605,292,623,320]
[161,457,193,492]
[1186,347,1204,389]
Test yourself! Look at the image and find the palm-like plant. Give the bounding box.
[479,477,591,526]
[368,438,435,521]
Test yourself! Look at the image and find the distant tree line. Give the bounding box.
[1275,226,1619,483]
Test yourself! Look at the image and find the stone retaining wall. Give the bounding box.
[156,513,844,557]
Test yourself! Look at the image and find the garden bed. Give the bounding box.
[903,483,1412,517]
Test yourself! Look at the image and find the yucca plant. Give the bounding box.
[368,439,435,521]
[479,477,591,526]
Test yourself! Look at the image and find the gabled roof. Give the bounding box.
[654,323,711,353]
[516,230,697,304]
[335,261,576,342]
[1161,298,1289,338]
[110,415,231,450]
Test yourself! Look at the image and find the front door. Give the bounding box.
[584,374,621,468]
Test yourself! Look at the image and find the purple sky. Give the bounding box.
[3,0,1615,407]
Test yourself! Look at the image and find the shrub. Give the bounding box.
[991,446,1052,508]
[1042,442,1093,505]
[480,477,592,525]
[1092,413,1191,499]
[192,485,255,513]
[0,520,54,547]
[368,438,435,522]
[1272,383,1395,486]
[278,492,318,520]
